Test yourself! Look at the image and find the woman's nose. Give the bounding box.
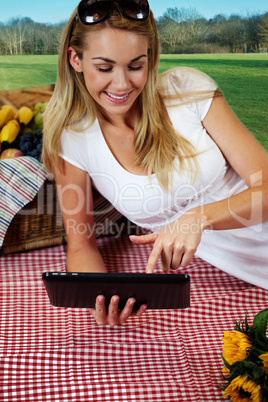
[113,69,130,90]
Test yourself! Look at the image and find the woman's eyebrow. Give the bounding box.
[131,54,147,62]
[91,54,147,63]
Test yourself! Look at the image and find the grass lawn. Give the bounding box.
[0,55,58,90]
[0,53,267,148]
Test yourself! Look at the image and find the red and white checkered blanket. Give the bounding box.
[0,235,267,401]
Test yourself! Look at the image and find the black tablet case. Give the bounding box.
[42,272,190,310]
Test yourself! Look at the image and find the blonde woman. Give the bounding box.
[42,0,268,326]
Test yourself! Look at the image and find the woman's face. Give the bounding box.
[69,28,149,122]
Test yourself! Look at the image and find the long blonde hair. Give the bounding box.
[42,4,216,189]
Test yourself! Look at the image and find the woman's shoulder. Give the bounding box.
[62,118,99,142]
[60,118,100,155]
[59,118,100,172]
[157,66,218,96]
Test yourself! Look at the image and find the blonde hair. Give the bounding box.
[42,5,218,189]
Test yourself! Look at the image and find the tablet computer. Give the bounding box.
[42,272,190,310]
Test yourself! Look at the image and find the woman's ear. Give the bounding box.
[68,46,83,72]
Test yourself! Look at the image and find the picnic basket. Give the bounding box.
[0,85,123,254]
[1,179,66,254]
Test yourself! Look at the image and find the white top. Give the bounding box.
[60,67,268,290]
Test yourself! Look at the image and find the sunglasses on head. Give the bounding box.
[77,0,150,25]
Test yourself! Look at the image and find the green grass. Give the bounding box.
[0,55,58,90]
[0,53,267,148]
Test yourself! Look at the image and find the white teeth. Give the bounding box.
[106,92,128,100]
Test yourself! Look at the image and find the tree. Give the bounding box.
[0,17,66,55]
[244,13,263,52]
[217,16,246,52]
[212,14,227,24]
[157,7,207,53]
[258,13,268,48]
[165,7,206,44]
[1,18,28,55]
[157,16,180,53]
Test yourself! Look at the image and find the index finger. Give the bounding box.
[146,242,162,273]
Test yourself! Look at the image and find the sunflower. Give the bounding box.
[259,352,268,373]
[222,374,262,402]
[222,331,252,373]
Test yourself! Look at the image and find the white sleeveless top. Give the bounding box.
[60,67,268,290]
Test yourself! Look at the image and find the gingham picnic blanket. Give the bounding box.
[0,234,267,402]
[0,157,47,247]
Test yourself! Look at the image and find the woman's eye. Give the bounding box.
[95,65,144,72]
[128,65,143,71]
[97,67,113,73]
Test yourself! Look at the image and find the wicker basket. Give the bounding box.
[1,180,66,255]
[0,85,124,255]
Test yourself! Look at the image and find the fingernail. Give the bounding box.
[98,295,105,302]
[146,268,153,274]
[129,298,135,305]
[112,296,119,303]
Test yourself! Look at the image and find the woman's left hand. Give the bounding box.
[89,295,147,326]
[130,210,209,273]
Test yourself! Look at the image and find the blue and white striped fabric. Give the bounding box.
[0,157,47,248]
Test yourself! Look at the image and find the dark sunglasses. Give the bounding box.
[77,0,150,25]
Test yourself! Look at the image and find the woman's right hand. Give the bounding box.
[89,295,147,326]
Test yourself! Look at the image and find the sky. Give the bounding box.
[0,0,267,24]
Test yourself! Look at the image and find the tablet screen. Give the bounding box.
[42,272,190,310]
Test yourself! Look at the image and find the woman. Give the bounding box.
[42,0,268,326]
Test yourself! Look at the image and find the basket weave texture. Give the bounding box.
[2,180,66,254]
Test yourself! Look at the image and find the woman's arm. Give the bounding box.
[55,158,146,325]
[54,158,107,273]
[130,95,268,272]
[200,95,268,229]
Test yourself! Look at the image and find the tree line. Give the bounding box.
[0,7,268,55]
[158,8,268,53]
[0,17,66,56]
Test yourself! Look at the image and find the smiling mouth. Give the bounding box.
[104,91,132,100]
